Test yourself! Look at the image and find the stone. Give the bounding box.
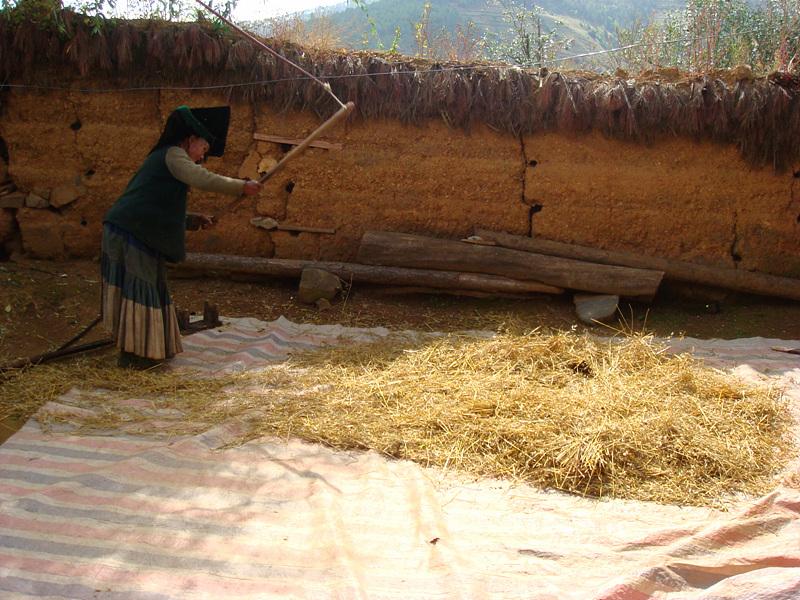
[315,298,332,312]
[298,268,342,304]
[0,208,17,243]
[32,187,51,201]
[25,193,49,208]
[250,216,279,231]
[50,183,86,208]
[258,157,278,175]
[238,150,261,180]
[0,192,25,208]
[16,207,64,258]
[574,294,620,326]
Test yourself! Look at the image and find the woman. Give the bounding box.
[102,105,261,369]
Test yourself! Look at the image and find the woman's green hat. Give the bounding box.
[175,105,231,157]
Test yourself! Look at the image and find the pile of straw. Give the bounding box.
[252,331,793,505]
[0,330,793,506]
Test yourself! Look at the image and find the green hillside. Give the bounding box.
[314,0,684,66]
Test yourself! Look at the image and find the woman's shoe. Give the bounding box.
[117,351,164,370]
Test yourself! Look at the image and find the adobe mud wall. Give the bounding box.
[1,88,798,278]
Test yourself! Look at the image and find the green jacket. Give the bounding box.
[104,147,189,263]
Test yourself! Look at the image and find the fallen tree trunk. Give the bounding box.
[177,253,564,295]
[356,231,664,299]
[475,229,800,302]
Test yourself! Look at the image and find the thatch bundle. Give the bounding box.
[1,330,793,506]
[1,10,799,169]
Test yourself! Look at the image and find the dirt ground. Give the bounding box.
[3,257,800,367]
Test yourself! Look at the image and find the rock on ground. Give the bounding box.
[298,268,343,304]
[574,294,620,325]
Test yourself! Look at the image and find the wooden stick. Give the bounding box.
[55,315,102,352]
[0,315,223,374]
[257,102,354,184]
[218,102,355,218]
[0,339,114,373]
[475,229,800,302]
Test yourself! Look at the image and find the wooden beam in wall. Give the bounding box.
[253,133,343,151]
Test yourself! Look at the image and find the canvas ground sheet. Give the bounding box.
[1,317,799,599]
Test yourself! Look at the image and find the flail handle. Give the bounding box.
[259,102,354,184]
[218,102,355,218]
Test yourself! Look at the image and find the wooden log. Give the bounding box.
[475,228,800,302]
[356,231,664,299]
[176,253,565,296]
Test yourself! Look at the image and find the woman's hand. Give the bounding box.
[243,180,262,196]
[196,214,215,229]
[186,213,215,231]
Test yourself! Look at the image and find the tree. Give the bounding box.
[484,0,572,69]
[1,0,237,22]
[615,0,800,74]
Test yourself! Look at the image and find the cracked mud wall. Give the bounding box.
[523,132,800,278]
[0,88,798,278]
[0,89,525,263]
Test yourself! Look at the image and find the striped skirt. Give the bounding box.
[101,223,183,360]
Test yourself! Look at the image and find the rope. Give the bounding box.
[192,0,347,108]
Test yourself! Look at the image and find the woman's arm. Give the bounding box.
[166,146,246,196]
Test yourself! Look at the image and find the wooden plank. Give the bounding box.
[277,225,336,234]
[374,287,540,300]
[253,132,343,151]
[0,192,25,208]
[475,228,800,302]
[357,231,664,300]
[175,253,565,296]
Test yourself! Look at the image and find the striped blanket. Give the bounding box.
[1,319,799,599]
[172,316,392,373]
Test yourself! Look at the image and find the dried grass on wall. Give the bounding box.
[0,10,799,169]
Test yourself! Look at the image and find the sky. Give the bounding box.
[67,0,352,22]
[231,0,346,21]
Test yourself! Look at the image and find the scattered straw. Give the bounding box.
[0,330,794,506]
[0,352,254,436]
